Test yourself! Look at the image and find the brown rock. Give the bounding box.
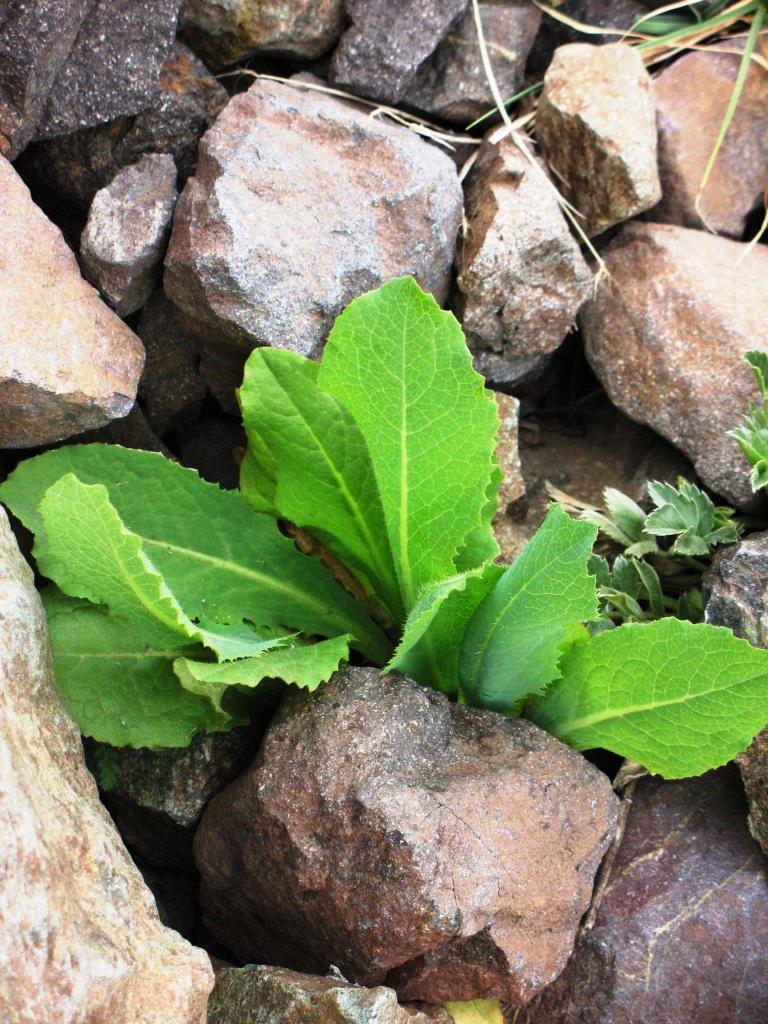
[179,0,345,68]
[520,768,768,1024]
[18,41,228,209]
[402,2,541,126]
[164,79,462,361]
[537,43,661,236]
[194,667,619,1006]
[0,507,213,1023]
[653,41,768,238]
[493,392,525,544]
[80,153,178,316]
[207,965,451,1024]
[456,135,591,385]
[704,532,768,855]
[0,156,145,448]
[580,222,768,508]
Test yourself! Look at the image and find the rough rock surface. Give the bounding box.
[137,290,207,435]
[537,43,661,236]
[0,507,213,1023]
[580,222,767,508]
[19,41,228,209]
[492,392,526,556]
[456,136,591,385]
[704,533,768,856]
[528,1,653,74]
[653,43,768,238]
[80,153,178,316]
[88,726,261,869]
[331,0,467,104]
[207,965,450,1024]
[165,79,462,360]
[520,769,768,1024]
[195,667,618,1006]
[179,0,345,68]
[0,156,144,448]
[401,2,541,126]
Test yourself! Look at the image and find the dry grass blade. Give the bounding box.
[533,0,646,39]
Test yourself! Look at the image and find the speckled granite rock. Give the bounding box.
[195,667,618,1006]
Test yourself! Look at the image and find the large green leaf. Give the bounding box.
[318,277,500,611]
[239,348,401,622]
[460,505,598,711]
[43,589,234,748]
[529,617,768,778]
[388,563,503,695]
[0,444,390,662]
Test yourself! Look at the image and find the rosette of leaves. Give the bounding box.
[2,278,768,779]
[731,350,768,491]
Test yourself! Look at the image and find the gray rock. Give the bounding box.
[34,0,182,140]
[527,1,654,75]
[330,0,468,106]
[0,155,145,448]
[80,153,178,316]
[537,43,661,236]
[164,79,462,363]
[0,507,213,1023]
[580,222,768,508]
[207,965,451,1024]
[402,2,541,126]
[194,667,618,1006]
[179,0,345,69]
[520,769,768,1024]
[456,135,591,384]
[19,41,228,209]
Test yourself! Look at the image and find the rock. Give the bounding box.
[179,0,345,69]
[331,0,467,106]
[34,0,182,141]
[74,403,174,457]
[401,2,541,126]
[703,532,768,856]
[580,222,767,508]
[0,507,213,1022]
[137,291,207,435]
[165,79,462,360]
[194,667,618,1006]
[19,41,228,209]
[493,392,525,550]
[520,768,768,1024]
[536,43,661,236]
[527,1,654,75]
[0,156,145,448]
[653,44,768,239]
[456,135,591,385]
[87,725,262,869]
[80,153,178,316]
[207,965,451,1024]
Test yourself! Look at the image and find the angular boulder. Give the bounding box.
[536,43,661,236]
[580,222,768,508]
[456,135,591,385]
[520,769,768,1024]
[528,1,653,75]
[179,0,345,69]
[0,156,145,448]
[165,79,462,364]
[194,667,618,1006]
[0,507,213,1023]
[653,44,768,238]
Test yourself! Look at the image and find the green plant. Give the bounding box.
[2,278,767,777]
[731,350,768,490]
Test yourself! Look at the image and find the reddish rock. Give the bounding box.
[179,0,345,68]
[80,153,178,316]
[165,79,462,361]
[194,667,618,1006]
[0,156,145,448]
[653,42,768,238]
[537,43,661,236]
[580,222,767,508]
[520,769,768,1024]
[0,507,213,1023]
[456,135,591,385]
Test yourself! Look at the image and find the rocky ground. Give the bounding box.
[1,2,767,1023]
